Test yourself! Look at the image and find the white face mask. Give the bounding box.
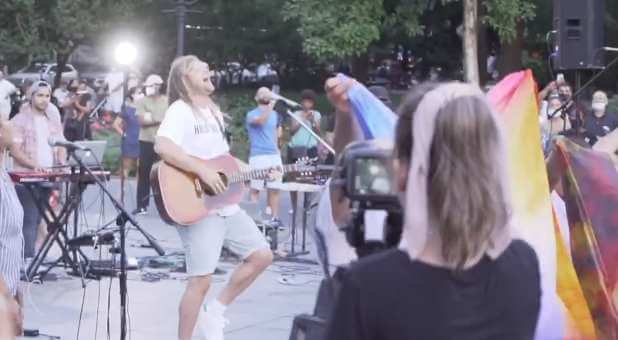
[133,93,144,101]
[145,86,155,96]
[592,103,607,112]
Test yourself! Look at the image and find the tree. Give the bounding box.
[283,0,538,82]
[463,0,479,84]
[283,0,431,80]
[0,0,146,87]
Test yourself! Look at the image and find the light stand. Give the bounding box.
[67,150,165,340]
[114,41,138,206]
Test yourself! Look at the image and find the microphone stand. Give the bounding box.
[66,149,165,340]
[284,109,336,155]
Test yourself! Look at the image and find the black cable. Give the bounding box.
[107,252,114,340]
[94,247,103,340]
[76,284,87,340]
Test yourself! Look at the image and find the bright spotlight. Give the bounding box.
[114,41,138,66]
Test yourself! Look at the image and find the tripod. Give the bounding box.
[66,149,165,340]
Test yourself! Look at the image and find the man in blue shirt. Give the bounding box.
[246,87,283,225]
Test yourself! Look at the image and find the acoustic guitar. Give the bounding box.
[150,154,318,226]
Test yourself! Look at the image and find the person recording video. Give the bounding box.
[323,80,541,340]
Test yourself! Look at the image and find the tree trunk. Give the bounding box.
[498,21,524,76]
[54,53,68,89]
[463,0,480,85]
[477,0,489,86]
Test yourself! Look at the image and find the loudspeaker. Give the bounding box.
[554,0,605,70]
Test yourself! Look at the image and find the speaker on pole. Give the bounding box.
[553,0,605,70]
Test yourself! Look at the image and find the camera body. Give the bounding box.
[331,140,403,255]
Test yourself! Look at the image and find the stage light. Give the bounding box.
[114,41,138,66]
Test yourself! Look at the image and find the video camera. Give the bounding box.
[331,140,403,257]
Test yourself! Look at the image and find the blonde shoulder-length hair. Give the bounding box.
[396,83,511,269]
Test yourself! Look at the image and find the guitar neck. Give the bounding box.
[228,164,299,184]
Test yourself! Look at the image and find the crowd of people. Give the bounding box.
[538,77,618,154]
[0,53,615,338]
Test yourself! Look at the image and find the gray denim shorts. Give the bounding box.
[176,209,269,276]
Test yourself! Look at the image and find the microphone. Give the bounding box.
[270,92,302,109]
[48,138,89,151]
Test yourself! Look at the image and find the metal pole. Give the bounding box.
[163,0,201,57]
[176,4,186,56]
[285,109,336,155]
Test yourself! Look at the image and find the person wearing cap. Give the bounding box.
[9,81,67,260]
[287,89,322,209]
[246,87,283,225]
[367,85,393,110]
[583,90,618,146]
[135,74,169,215]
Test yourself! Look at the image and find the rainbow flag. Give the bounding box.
[553,138,618,338]
[487,70,594,339]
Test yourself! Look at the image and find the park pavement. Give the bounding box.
[20,178,322,340]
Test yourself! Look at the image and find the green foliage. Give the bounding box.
[283,0,385,61]
[383,0,430,38]
[0,0,48,66]
[482,0,536,42]
[0,0,145,69]
[93,128,122,174]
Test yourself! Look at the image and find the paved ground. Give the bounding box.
[20,178,322,340]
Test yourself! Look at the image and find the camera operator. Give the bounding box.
[324,81,541,340]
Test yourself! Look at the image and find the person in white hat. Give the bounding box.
[134,74,168,215]
[583,90,618,145]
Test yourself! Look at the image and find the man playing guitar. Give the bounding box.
[154,55,274,340]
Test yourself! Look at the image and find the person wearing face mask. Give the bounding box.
[134,74,169,215]
[155,55,274,340]
[113,87,143,194]
[583,91,618,146]
[557,83,585,133]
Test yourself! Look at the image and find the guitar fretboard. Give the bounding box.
[228,164,304,184]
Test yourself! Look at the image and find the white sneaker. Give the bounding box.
[198,306,229,340]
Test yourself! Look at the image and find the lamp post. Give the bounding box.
[113,41,137,340]
[114,41,137,206]
[163,0,202,57]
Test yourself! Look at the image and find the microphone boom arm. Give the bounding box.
[284,109,336,156]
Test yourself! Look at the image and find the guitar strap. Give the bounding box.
[191,104,229,144]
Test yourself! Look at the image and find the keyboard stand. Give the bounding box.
[25,179,97,285]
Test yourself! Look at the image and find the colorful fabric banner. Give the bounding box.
[338,74,398,140]
[554,138,618,338]
[487,70,591,339]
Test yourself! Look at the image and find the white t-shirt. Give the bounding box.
[33,115,53,168]
[105,72,124,112]
[158,100,238,216]
[53,88,69,107]
[315,180,357,275]
[0,79,16,117]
